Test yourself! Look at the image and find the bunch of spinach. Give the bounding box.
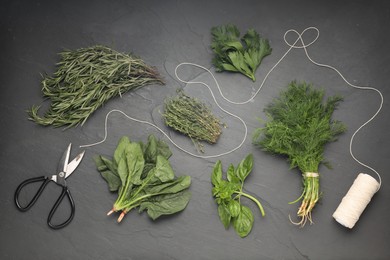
[94,134,191,222]
[212,154,265,238]
[211,24,272,81]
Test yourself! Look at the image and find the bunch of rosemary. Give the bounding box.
[28,45,164,128]
[162,91,223,152]
[253,81,346,226]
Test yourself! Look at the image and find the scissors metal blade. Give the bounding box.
[65,150,85,179]
[57,143,72,175]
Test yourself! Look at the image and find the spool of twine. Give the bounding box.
[332,173,379,229]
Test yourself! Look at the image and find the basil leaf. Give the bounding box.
[228,199,240,218]
[227,163,240,183]
[218,203,231,229]
[211,160,222,186]
[236,153,253,181]
[138,190,191,220]
[233,205,254,238]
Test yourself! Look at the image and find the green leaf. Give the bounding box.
[228,200,240,218]
[138,190,191,220]
[221,63,239,72]
[93,155,121,191]
[117,157,128,186]
[233,205,254,238]
[145,176,191,194]
[100,170,122,191]
[114,136,131,167]
[227,163,239,183]
[144,134,158,163]
[153,155,175,183]
[214,180,239,200]
[211,160,222,186]
[156,139,172,160]
[100,156,118,176]
[218,203,231,229]
[125,142,145,185]
[222,41,244,52]
[236,154,253,181]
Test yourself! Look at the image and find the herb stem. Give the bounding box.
[234,191,265,217]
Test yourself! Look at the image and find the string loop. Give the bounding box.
[80,27,383,189]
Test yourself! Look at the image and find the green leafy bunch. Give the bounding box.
[253,81,346,226]
[162,91,223,153]
[28,45,164,128]
[94,135,191,222]
[211,24,272,81]
[212,154,265,237]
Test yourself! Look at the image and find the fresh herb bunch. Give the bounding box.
[162,91,223,153]
[212,154,265,238]
[253,81,346,226]
[28,45,164,128]
[94,134,191,222]
[211,24,272,81]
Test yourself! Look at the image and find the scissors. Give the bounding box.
[14,143,85,229]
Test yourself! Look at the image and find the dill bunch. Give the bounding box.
[162,91,223,152]
[28,45,164,128]
[253,81,346,226]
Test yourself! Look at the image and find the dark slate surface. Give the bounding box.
[1,0,389,259]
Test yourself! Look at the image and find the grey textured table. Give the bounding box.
[1,0,389,259]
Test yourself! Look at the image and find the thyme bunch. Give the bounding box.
[28,45,164,128]
[162,91,223,152]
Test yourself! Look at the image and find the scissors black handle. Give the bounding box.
[14,176,76,229]
[14,176,51,211]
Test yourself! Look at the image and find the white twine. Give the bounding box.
[80,27,383,191]
[304,172,319,178]
[332,173,380,228]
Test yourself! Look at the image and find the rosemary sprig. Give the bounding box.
[162,91,223,152]
[28,45,164,128]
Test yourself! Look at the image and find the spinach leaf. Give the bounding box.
[114,136,131,167]
[93,155,121,191]
[139,190,191,220]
